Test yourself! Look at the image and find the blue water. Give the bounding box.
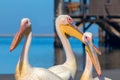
[0,37,99,74]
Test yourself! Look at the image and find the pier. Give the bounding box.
[54,0,120,69]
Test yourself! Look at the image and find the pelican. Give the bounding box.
[10,18,63,80]
[48,15,101,80]
[81,32,112,80]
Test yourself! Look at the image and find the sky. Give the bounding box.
[0,0,54,34]
[0,0,98,35]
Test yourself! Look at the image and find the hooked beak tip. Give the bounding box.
[10,48,13,52]
[98,74,102,78]
[98,70,102,77]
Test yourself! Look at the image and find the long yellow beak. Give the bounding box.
[85,41,101,76]
[60,24,101,55]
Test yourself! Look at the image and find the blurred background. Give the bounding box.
[0,0,120,79]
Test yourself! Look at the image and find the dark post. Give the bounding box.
[54,0,65,65]
[82,0,86,69]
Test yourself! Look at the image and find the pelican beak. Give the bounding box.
[60,24,101,55]
[10,25,29,52]
[85,41,102,76]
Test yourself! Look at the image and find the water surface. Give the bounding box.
[0,37,99,74]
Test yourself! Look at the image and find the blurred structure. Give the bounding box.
[54,0,65,65]
[54,0,120,68]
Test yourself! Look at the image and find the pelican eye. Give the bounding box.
[25,20,28,24]
[67,17,73,24]
[84,36,90,41]
[85,36,88,39]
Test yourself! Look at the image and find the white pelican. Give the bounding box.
[48,15,101,80]
[10,18,63,80]
[81,32,112,80]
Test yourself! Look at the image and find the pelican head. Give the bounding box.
[10,18,31,52]
[55,15,83,40]
[56,15,74,27]
[82,32,102,76]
